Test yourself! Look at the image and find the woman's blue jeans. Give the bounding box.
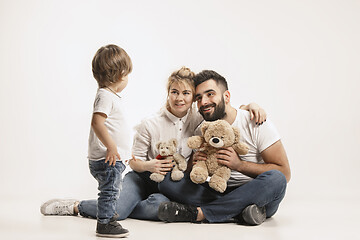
[158,169,287,223]
[78,171,170,221]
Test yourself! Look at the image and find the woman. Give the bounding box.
[40,67,266,220]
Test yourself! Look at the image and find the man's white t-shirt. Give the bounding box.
[227,109,281,187]
[88,88,132,161]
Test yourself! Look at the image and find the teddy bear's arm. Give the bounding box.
[233,142,249,155]
[173,153,187,171]
[187,136,205,149]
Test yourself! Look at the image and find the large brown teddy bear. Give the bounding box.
[187,120,249,193]
[150,139,187,182]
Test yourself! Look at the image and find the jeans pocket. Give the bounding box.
[114,161,126,191]
[115,161,126,173]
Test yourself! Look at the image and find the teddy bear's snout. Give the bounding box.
[209,137,224,148]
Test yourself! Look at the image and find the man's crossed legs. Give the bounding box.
[158,169,287,225]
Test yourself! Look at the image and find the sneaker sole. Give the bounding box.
[40,198,77,215]
[41,199,61,215]
[96,232,130,238]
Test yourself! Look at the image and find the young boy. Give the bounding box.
[40,44,132,237]
[86,44,132,238]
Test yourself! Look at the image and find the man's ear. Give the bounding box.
[224,90,231,104]
[201,122,210,135]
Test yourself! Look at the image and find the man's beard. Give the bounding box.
[199,97,226,121]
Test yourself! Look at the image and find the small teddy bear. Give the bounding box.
[187,120,249,193]
[150,138,187,183]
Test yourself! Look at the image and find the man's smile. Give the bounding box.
[200,104,215,113]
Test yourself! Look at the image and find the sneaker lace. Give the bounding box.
[54,203,72,214]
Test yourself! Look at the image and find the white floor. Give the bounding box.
[0,193,358,240]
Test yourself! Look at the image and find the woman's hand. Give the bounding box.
[240,102,267,125]
[146,158,174,175]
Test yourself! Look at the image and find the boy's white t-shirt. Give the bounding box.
[227,109,281,187]
[88,88,132,161]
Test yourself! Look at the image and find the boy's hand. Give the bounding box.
[106,148,121,166]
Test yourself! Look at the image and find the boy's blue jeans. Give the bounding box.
[78,171,170,221]
[158,169,287,223]
[89,159,125,224]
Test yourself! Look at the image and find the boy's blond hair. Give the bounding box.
[92,44,132,88]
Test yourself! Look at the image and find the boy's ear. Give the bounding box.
[201,122,210,136]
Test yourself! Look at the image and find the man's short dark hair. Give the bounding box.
[193,70,228,91]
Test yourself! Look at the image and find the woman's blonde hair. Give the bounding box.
[166,66,195,111]
[92,44,132,88]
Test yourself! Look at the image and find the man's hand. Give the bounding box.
[146,158,174,175]
[216,147,243,170]
[105,147,121,166]
[192,151,207,165]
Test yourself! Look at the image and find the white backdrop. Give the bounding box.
[0,0,359,203]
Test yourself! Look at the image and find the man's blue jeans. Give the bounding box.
[78,171,170,221]
[88,159,125,224]
[158,169,287,223]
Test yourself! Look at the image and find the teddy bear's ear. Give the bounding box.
[232,126,241,143]
[201,122,210,136]
[156,141,162,149]
[170,138,178,147]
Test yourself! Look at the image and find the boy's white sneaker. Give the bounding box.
[40,199,78,216]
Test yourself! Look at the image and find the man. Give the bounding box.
[157,70,291,225]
